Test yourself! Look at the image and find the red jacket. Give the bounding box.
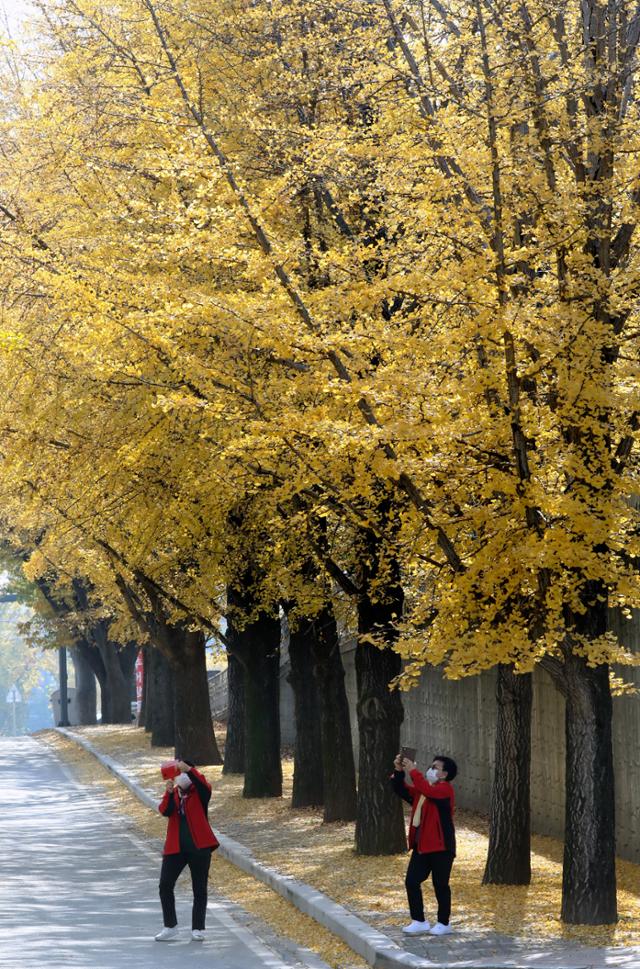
[391,768,456,855]
[158,768,220,856]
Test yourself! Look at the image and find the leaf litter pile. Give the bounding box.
[38,725,640,964]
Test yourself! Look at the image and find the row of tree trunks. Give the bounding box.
[50,564,620,923]
[115,575,222,765]
[52,567,620,925]
[484,647,617,926]
[59,635,135,727]
[88,620,137,724]
[224,582,357,816]
[37,577,136,726]
[60,566,619,920]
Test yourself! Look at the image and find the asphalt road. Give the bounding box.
[0,736,327,969]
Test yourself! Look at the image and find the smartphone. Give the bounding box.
[401,745,417,762]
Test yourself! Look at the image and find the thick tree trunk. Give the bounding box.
[285,612,324,808]
[147,646,175,747]
[171,629,222,765]
[227,583,282,797]
[312,604,358,822]
[562,650,617,924]
[69,642,97,725]
[223,649,245,775]
[242,611,282,798]
[483,664,532,885]
[355,546,406,855]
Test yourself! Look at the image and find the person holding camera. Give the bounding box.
[155,759,219,942]
[391,752,457,937]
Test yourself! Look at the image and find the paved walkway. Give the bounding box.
[0,737,328,969]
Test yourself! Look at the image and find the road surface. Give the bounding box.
[0,736,327,969]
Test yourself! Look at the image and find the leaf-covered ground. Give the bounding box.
[40,725,640,959]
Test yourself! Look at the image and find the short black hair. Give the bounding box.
[179,758,195,768]
[433,755,457,781]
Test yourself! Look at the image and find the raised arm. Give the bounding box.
[390,769,415,805]
[187,768,212,809]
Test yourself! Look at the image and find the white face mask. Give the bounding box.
[426,767,440,784]
[175,772,192,791]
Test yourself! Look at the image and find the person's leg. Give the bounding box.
[430,852,454,925]
[159,853,188,927]
[405,850,432,922]
[187,849,213,930]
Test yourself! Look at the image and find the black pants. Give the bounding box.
[405,849,454,925]
[159,848,212,930]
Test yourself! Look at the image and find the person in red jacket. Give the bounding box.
[391,752,457,937]
[154,759,219,942]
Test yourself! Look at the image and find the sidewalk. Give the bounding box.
[43,726,640,969]
[2,736,332,969]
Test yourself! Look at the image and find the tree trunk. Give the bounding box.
[227,583,282,797]
[483,664,532,884]
[562,650,617,924]
[223,649,245,775]
[285,611,324,808]
[120,644,138,704]
[81,647,109,722]
[312,603,358,822]
[354,546,406,855]
[69,641,97,725]
[171,629,222,765]
[242,611,282,798]
[147,646,175,747]
[114,577,222,764]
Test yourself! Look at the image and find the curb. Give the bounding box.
[56,728,433,969]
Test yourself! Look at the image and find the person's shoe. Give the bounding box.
[155,926,179,941]
[429,922,452,935]
[402,920,431,934]
[191,930,205,941]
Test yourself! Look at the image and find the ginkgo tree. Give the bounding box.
[0,0,638,927]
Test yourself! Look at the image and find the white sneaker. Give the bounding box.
[429,922,452,935]
[402,919,431,934]
[191,929,205,941]
[155,926,179,941]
